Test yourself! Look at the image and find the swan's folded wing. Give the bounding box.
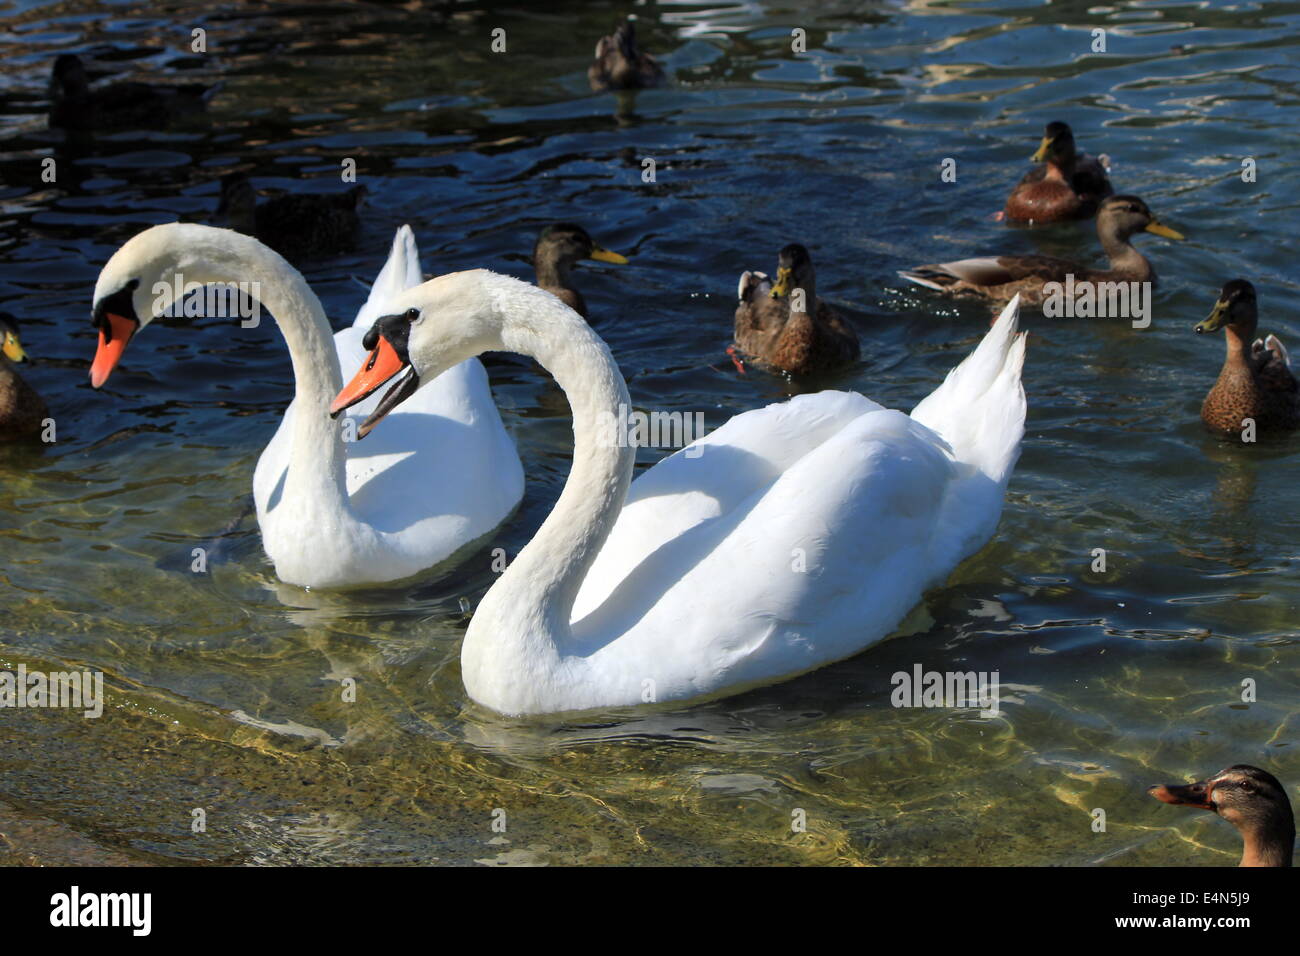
[572,407,975,702]
[572,390,881,622]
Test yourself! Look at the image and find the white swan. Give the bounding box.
[332,269,1027,715]
[89,223,523,588]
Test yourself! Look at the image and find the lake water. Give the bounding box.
[0,0,1296,865]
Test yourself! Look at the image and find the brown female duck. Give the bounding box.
[0,314,48,442]
[1150,765,1294,867]
[1194,280,1298,435]
[734,243,860,375]
[49,53,218,131]
[1005,121,1113,223]
[589,16,665,91]
[899,195,1183,306]
[217,172,365,262]
[532,224,628,321]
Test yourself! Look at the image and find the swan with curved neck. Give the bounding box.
[333,270,1027,714]
[89,223,523,588]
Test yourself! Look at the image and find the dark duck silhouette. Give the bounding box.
[48,53,218,130]
[589,16,665,91]
[216,172,366,262]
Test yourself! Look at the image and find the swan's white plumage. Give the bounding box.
[96,222,523,589]
[252,226,523,587]
[380,271,1026,715]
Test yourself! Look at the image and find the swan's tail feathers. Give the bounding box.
[911,294,1027,487]
[353,225,423,330]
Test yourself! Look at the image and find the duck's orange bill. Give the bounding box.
[90,313,137,388]
[330,336,406,415]
[1148,781,1214,810]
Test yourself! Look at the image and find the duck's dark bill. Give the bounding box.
[329,337,419,439]
[89,312,137,388]
[1148,781,1213,810]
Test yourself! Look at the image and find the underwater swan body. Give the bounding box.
[90,223,523,588]
[332,271,1028,715]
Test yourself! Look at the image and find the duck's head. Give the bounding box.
[0,312,29,363]
[1030,121,1078,166]
[1150,764,1295,867]
[1097,195,1184,242]
[50,53,89,100]
[1195,279,1257,336]
[533,223,627,274]
[769,243,815,300]
[615,16,640,59]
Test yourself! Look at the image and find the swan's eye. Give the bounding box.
[405,308,420,322]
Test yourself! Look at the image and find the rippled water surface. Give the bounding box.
[1,0,1298,865]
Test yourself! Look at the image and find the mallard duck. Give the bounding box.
[48,53,218,131]
[1194,279,1299,435]
[734,244,860,375]
[1150,765,1295,867]
[532,224,628,321]
[589,16,665,91]
[899,195,1183,306]
[0,314,48,442]
[216,172,365,262]
[1004,121,1113,223]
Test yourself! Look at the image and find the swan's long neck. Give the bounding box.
[167,226,349,519]
[463,279,635,705]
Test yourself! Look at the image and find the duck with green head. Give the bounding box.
[1005,121,1113,223]
[734,243,860,375]
[1194,279,1299,435]
[1150,765,1294,867]
[532,223,628,321]
[0,314,48,442]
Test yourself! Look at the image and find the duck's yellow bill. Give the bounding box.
[1145,221,1184,240]
[590,245,628,265]
[769,267,793,298]
[1031,135,1052,163]
[1195,301,1229,334]
[2,332,26,363]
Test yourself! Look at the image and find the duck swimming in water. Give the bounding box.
[1004,121,1113,224]
[900,195,1183,307]
[734,243,860,375]
[532,224,628,322]
[217,172,365,263]
[589,16,665,91]
[48,53,218,131]
[0,314,48,442]
[1194,279,1299,436]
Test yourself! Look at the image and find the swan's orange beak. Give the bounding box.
[330,337,405,416]
[90,313,137,388]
